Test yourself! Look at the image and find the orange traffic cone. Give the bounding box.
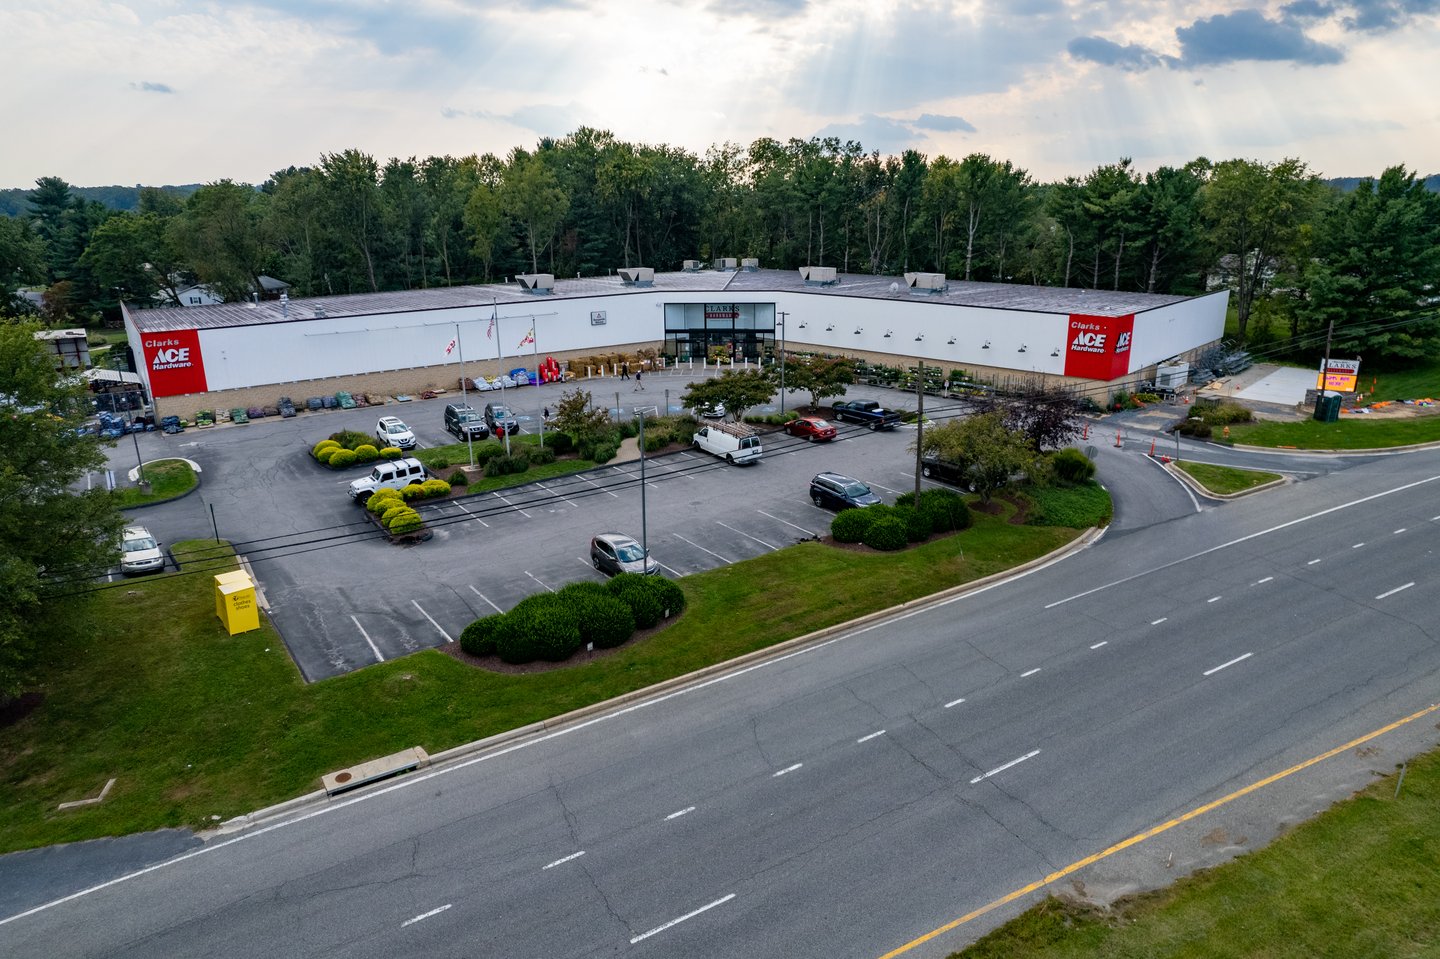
[1148,438,1156,456]
[1114,430,1123,448]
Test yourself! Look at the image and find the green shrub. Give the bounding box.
[863,515,908,551]
[459,615,504,656]
[329,429,372,450]
[1135,392,1162,404]
[379,446,402,460]
[1051,447,1096,484]
[486,453,530,477]
[312,439,340,459]
[429,455,451,470]
[643,432,668,452]
[591,443,619,464]
[649,577,686,617]
[1193,400,1254,425]
[500,599,582,662]
[577,592,636,649]
[549,432,575,454]
[891,504,932,542]
[399,483,427,501]
[529,447,557,466]
[557,581,608,600]
[327,449,358,469]
[381,504,413,526]
[1024,480,1112,528]
[353,444,379,463]
[367,489,404,513]
[1176,418,1212,438]
[384,507,423,535]
[617,420,640,439]
[448,469,470,487]
[914,488,971,532]
[607,574,663,629]
[420,479,452,498]
[831,507,876,543]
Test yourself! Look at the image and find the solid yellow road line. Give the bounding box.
[878,700,1440,959]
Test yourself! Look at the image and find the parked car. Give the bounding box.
[784,416,837,442]
[484,402,519,436]
[277,396,297,418]
[830,400,903,431]
[444,403,490,441]
[590,533,658,576]
[692,401,726,419]
[810,472,882,511]
[920,455,969,488]
[348,457,427,501]
[120,525,165,575]
[376,415,416,450]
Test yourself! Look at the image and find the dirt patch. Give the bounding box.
[436,616,680,674]
[0,691,44,728]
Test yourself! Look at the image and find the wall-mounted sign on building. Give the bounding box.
[1317,357,1360,392]
[704,304,739,320]
[141,328,208,397]
[590,311,607,326]
[1062,313,1134,381]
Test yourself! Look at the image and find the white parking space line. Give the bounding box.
[1207,596,1221,603]
[1394,528,1407,534]
[757,510,817,537]
[411,600,454,643]
[1254,576,1274,585]
[1203,652,1253,676]
[542,850,585,870]
[970,749,1040,784]
[673,533,733,564]
[609,464,659,489]
[868,480,904,494]
[1308,559,1322,565]
[533,480,579,508]
[856,730,886,743]
[1020,668,1041,678]
[467,585,502,613]
[491,490,532,518]
[572,472,620,498]
[1352,542,1365,549]
[349,615,385,663]
[451,501,490,528]
[773,763,803,778]
[629,894,736,945]
[658,562,683,577]
[525,571,555,593]
[665,806,696,821]
[1152,617,1167,625]
[400,904,451,927]
[1376,582,1415,600]
[716,521,778,551]
[1090,641,1108,650]
[944,697,966,708]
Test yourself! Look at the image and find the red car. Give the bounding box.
[784,416,838,442]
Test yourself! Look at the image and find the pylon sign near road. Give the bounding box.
[1317,357,1361,392]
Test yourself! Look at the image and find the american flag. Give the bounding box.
[487,315,495,340]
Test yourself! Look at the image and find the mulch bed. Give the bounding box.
[435,616,680,674]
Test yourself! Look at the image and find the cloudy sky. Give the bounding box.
[2,0,1437,188]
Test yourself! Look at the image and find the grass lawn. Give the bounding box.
[1175,461,1282,495]
[0,499,1082,854]
[954,750,1440,959]
[1357,361,1440,403]
[110,458,198,508]
[1226,416,1440,450]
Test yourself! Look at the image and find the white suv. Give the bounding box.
[376,415,416,450]
[120,525,165,574]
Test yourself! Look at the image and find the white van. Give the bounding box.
[349,457,427,500]
[692,421,762,464]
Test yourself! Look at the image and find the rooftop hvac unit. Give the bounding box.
[617,267,655,286]
[800,266,838,285]
[741,258,760,271]
[713,257,738,271]
[904,272,948,293]
[516,273,555,292]
[683,259,704,271]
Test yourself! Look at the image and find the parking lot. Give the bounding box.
[105,375,973,680]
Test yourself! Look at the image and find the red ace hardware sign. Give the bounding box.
[141,328,208,396]
[1063,313,1135,380]
[1317,357,1360,392]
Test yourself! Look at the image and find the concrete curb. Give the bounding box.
[1159,458,1289,501]
[208,524,1105,835]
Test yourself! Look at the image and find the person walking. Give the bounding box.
[620,361,629,380]
[633,370,644,391]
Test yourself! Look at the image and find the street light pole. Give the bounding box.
[637,412,648,568]
[777,310,789,415]
[914,356,924,502]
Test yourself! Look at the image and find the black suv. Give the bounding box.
[444,403,489,441]
[809,472,882,511]
[920,455,969,488]
[484,402,519,436]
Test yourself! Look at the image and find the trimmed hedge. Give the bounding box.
[831,507,875,543]
[486,453,530,477]
[895,488,971,534]
[529,447,557,466]
[863,515,908,551]
[383,507,423,535]
[353,444,379,463]
[1051,447,1096,484]
[419,478,452,498]
[312,439,340,459]
[379,446,403,460]
[607,573,664,629]
[890,504,933,543]
[448,469,470,487]
[459,614,504,656]
[549,432,575,454]
[327,449,358,468]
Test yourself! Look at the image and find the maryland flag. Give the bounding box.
[443,337,457,357]
[518,327,535,349]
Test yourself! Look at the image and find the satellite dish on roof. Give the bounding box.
[889,282,899,293]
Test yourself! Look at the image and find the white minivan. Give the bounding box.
[692,421,762,464]
[349,457,427,500]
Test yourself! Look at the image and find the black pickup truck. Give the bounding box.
[830,400,903,431]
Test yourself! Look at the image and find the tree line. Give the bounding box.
[2,128,1438,366]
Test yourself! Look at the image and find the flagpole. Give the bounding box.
[531,315,544,450]
[456,322,474,467]
[493,298,510,457]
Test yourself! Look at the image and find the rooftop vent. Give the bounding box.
[741,257,760,271]
[904,272,948,294]
[617,267,654,287]
[683,259,704,272]
[800,266,838,286]
[314,306,327,319]
[516,273,555,293]
[713,257,738,272]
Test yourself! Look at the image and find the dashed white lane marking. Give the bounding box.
[1204,652,1253,676]
[665,806,695,821]
[542,851,585,870]
[1308,559,1322,565]
[1394,528,1407,534]
[532,480,579,508]
[349,615,385,663]
[1207,596,1221,603]
[673,533,733,563]
[970,749,1040,784]
[573,472,620,498]
[401,904,451,927]
[411,600,454,643]
[467,585,502,613]
[773,763,803,778]
[1255,576,1274,585]
[451,500,490,528]
[757,510,816,537]
[944,698,966,708]
[491,489,532,518]
[716,521,778,551]
[1376,582,1415,600]
[1151,617,1167,625]
[1090,641,1108,650]
[525,571,555,593]
[1021,668,1041,678]
[857,730,886,743]
[629,894,736,945]
[1352,542,1365,549]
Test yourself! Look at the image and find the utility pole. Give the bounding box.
[637,413,648,568]
[914,356,924,502]
[776,310,789,415]
[1316,315,1335,412]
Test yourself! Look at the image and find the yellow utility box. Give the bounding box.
[214,570,260,635]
